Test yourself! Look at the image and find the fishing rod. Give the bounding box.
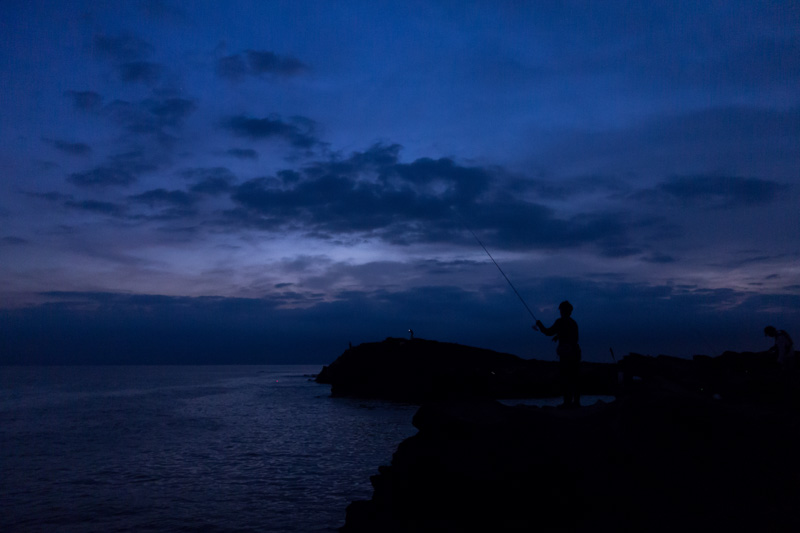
[453,209,539,323]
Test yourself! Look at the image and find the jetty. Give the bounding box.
[318,338,800,532]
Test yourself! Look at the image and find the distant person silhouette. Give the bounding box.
[535,301,581,407]
[765,326,795,370]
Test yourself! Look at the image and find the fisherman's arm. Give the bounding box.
[767,343,778,354]
[535,320,556,336]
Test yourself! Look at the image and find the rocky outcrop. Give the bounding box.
[316,337,617,402]
[619,350,795,405]
[340,351,800,532]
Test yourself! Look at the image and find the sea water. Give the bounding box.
[1,366,616,532]
[0,365,419,532]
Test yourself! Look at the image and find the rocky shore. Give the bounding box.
[322,340,800,532]
[316,337,617,402]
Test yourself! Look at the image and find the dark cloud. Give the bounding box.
[127,189,197,220]
[180,167,236,181]
[106,97,196,137]
[224,114,320,148]
[190,179,233,196]
[44,189,197,222]
[129,188,195,207]
[45,139,92,156]
[1,236,29,246]
[711,252,796,269]
[64,199,126,216]
[641,252,675,264]
[47,138,646,254]
[92,33,170,85]
[24,191,69,202]
[637,176,791,209]
[468,204,634,252]
[119,61,164,84]
[72,38,185,162]
[68,151,157,188]
[181,167,236,195]
[597,242,643,259]
[393,157,492,204]
[107,98,197,129]
[226,148,258,159]
[68,166,139,188]
[224,144,636,252]
[349,143,402,169]
[525,175,633,201]
[297,143,402,180]
[63,93,197,191]
[25,191,127,218]
[64,90,103,111]
[146,97,196,127]
[277,169,301,183]
[246,50,307,76]
[217,50,308,80]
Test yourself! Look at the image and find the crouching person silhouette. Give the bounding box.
[765,325,795,371]
[535,301,582,408]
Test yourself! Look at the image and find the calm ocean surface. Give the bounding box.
[0,365,420,532]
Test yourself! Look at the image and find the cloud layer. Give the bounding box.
[217,50,308,80]
[1,2,798,364]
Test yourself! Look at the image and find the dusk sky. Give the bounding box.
[1,1,798,364]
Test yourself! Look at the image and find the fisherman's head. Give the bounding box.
[765,325,777,338]
[558,300,573,318]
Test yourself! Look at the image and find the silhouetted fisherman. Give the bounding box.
[535,301,581,408]
[765,326,795,370]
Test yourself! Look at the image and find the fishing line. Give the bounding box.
[453,209,539,322]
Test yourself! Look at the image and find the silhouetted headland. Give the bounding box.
[322,340,800,532]
[316,337,616,403]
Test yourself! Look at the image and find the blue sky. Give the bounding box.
[1,1,798,363]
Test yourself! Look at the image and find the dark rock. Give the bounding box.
[340,351,800,532]
[342,394,800,532]
[316,337,617,403]
[619,350,797,406]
